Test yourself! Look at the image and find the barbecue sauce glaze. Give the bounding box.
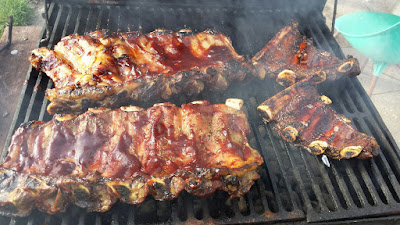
[3,101,262,179]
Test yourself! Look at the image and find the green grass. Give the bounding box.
[0,0,33,38]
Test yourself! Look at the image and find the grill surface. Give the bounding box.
[2,1,400,224]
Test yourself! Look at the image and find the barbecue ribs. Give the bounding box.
[257,74,380,159]
[30,29,249,115]
[252,22,361,86]
[0,99,263,216]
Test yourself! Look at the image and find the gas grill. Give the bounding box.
[1,0,400,224]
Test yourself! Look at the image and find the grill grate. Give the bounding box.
[2,2,400,224]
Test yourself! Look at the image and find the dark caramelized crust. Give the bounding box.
[0,100,263,216]
[30,30,249,115]
[257,75,380,159]
[252,22,360,86]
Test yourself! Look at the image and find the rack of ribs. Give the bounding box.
[0,99,263,216]
[30,29,250,115]
[251,22,361,86]
[257,74,380,159]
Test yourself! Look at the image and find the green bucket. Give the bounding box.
[335,11,400,76]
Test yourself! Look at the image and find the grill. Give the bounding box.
[2,0,400,224]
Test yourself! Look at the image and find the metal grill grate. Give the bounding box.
[2,2,400,224]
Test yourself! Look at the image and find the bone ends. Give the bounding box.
[257,105,273,122]
[308,141,328,155]
[320,95,332,104]
[276,70,296,86]
[225,98,244,110]
[340,146,363,159]
[54,114,77,122]
[338,60,354,73]
[309,71,327,84]
[281,126,298,142]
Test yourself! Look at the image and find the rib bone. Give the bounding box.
[257,75,380,159]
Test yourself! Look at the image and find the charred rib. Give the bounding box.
[0,99,263,216]
[257,75,380,159]
[30,30,250,115]
[252,22,360,86]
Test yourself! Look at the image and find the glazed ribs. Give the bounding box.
[252,22,361,86]
[0,99,263,216]
[257,74,380,159]
[30,29,249,115]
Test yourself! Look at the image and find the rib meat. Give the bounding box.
[0,99,263,216]
[30,29,250,115]
[257,74,380,159]
[252,22,361,86]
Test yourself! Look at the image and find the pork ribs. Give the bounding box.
[0,99,263,216]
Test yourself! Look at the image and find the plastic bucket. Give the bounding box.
[335,11,400,75]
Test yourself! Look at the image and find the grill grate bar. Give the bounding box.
[242,191,255,216]
[306,21,371,205]
[344,160,367,206]
[8,218,16,225]
[306,20,390,210]
[126,207,135,225]
[60,214,69,225]
[73,7,83,34]
[370,158,393,204]
[3,2,400,224]
[257,124,296,211]
[294,144,330,212]
[23,4,64,122]
[254,178,274,214]
[26,218,33,225]
[84,7,94,33]
[355,119,397,204]
[305,22,384,212]
[364,117,400,192]
[39,6,74,121]
[312,155,344,210]
[245,24,298,214]
[185,195,195,221]
[111,209,119,225]
[23,73,43,122]
[329,163,354,209]
[78,213,85,225]
[95,6,103,30]
[199,198,209,220]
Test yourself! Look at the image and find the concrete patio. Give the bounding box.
[324,0,400,147]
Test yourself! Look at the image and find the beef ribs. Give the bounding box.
[252,22,361,86]
[257,74,380,159]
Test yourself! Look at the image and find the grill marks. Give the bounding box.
[251,22,361,86]
[4,3,400,223]
[0,101,263,216]
[257,75,380,160]
[29,29,249,115]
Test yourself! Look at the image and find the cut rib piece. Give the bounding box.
[30,29,250,115]
[252,22,361,86]
[257,74,380,159]
[0,99,263,216]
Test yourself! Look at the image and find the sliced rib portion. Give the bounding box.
[257,74,380,159]
[30,29,249,115]
[0,99,263,216]
[252,22,360,86]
